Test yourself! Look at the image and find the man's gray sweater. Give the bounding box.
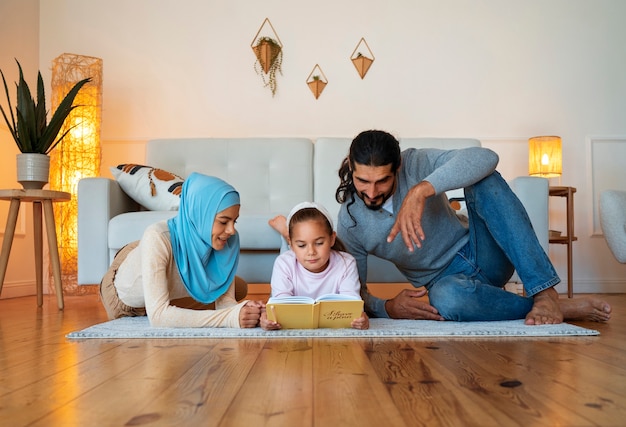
[337,146,499,317]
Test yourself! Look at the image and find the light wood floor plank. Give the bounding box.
[123,339,267,427]
[312,339,407,426]
[219,339,315,426]
[436,339,625,426]
[363,339,520,426]
[29,341,226,426]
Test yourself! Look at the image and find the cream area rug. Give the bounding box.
[66,317,599,339]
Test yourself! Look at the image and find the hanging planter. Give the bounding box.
[306,64,328,100]
[350,37,375,79]
[251,18,283,97]
[253,37,281,74]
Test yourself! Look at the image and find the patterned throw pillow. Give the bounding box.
[110,164,184,211]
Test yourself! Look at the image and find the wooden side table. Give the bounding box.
[0,189,71,310]
[549,186,577,298]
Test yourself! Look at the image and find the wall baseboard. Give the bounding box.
[0,281,36,300]
[568,279,626,294]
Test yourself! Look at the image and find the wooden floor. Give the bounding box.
[1,293,625,427]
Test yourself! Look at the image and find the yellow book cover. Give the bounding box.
[266,294,364,329]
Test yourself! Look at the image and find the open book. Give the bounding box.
[266,294,364,329]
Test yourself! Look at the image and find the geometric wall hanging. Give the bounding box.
[251,18,283,96]
[306,64,328,100]
[350,37,375,79]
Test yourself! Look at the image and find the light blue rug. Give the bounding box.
[66,317,599,339]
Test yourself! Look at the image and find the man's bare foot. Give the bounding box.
[559,296,611,322]
[268,215,288,240]
[525,287,563,325]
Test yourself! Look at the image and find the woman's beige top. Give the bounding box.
[115,221,246,328]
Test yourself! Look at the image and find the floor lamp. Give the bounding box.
[50,53,103,295]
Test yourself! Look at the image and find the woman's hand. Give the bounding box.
[260,311,282,330]
[351,311,370,330]
[239,301,263,328]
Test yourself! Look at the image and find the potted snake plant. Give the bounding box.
[0,59,90,189]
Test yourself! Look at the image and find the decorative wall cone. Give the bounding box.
[252,40,281,74]
[307,80,327,99]
[17,153,50,189]
[352,55,373,79]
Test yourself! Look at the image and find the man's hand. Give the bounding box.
[239,300,263,328]
[384,289,444,320]
[387,181,435,251]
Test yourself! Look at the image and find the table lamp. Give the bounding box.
[528,135,562,178]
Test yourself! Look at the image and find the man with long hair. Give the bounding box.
[335,130,611,324]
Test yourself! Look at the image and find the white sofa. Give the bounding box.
[77,137,548,286]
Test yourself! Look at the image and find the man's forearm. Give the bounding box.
[362,290,389,318]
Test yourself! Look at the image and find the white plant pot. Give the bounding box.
[17,153,50,190]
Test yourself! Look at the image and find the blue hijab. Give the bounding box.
[167,173,240,303]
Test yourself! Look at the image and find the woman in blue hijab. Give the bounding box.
[100,173,263,328]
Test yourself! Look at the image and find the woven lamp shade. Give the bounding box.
[528,136,562,178]
[50,53,103,294]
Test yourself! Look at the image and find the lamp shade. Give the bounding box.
[528,135,562,177]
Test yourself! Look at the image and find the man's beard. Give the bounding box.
[364,200,383,211]
[359,191,391,211]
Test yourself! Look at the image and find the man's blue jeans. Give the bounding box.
[426,172,561,321]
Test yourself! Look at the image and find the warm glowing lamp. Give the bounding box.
[528,135,562,178]
[50,53,103,294]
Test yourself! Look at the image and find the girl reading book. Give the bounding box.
[261,202,369,330]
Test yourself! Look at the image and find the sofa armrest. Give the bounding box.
[509,176,549,254]
[504,176,549,286]
[77,177,139,285]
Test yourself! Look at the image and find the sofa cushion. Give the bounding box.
[110,164,184,211]
[108,212,282,252]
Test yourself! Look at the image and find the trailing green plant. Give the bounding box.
[0,59,90,154]
[253,37,283,97]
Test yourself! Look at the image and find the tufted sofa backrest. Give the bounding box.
[147,138,314,216]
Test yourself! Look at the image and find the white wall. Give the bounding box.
[0,0,40,298]
[2,0,624,293]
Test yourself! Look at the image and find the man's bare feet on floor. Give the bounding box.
[525,287,611,325]
[559,296,612,322]
[525,287,563,325]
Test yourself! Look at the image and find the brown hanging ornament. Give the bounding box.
[251,18,283,96]
[306,64,328,99]
[350,37,375,79]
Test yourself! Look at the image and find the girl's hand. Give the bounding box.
[239,301,263,328]
[351,312,369,330]
[260,311,282,330]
